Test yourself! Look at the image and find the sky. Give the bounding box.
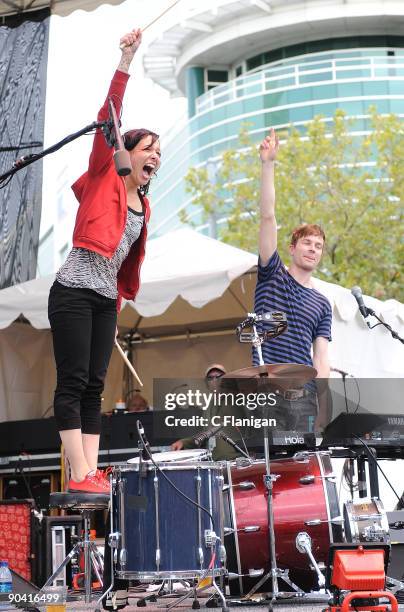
[41,0,187,242]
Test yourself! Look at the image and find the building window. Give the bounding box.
[37,227,54,277]
[205,69,228,90]
[245,35,404,73]
[59,243,69,264]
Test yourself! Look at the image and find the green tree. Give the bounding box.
[182,109,403,301]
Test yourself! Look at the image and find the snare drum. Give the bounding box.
[111,461,225,580]
[343,498,390,543]
[127,449,209,464]
[224,451,342,594]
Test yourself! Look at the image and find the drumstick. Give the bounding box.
[119,0,182,49]
[114,338,143,387]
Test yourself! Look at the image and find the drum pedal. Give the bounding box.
[296,531,326,588]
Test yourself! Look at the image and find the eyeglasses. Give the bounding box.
[207,373,224,380]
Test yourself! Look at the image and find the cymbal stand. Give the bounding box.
[241,317,301,609]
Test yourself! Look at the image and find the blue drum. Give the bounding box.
[111,456,225,580]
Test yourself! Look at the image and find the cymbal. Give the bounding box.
[222,363,317,385]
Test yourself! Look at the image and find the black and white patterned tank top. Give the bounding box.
[56,208,144,299]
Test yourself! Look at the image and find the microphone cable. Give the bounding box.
[351,434,401,503]
[135,421,219,536]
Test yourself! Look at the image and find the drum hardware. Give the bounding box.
[117,476,126,569]
[235,311,288,345]
[293,451,311,462]
[305,516,344,526]
[197,473,203,568]
[108,532,121,549]
[248,569,265,577]
[299,475,337,484]
[234,456,254,469]
[223,480,256,492]
[344,498,390,544]
[224,525,260,535]
[228,312,320,606]
[222,363,316,385]
[204,529,215,547]
[153,473,161,571]
[106,437,229,611]
[295,532,326,589]
[299,475,315,484]
[119,549,127,566]
[224,452,342,598]
[234,481,256,490]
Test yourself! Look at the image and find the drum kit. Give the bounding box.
[100,313,394,610]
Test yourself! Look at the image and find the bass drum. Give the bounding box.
[224,451,342,594]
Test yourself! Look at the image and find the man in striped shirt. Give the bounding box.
[254,129,332,432]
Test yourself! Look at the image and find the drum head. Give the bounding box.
[127,449,208,464]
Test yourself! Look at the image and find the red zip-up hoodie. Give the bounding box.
[71,70,150,312]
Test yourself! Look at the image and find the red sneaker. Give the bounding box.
[68,470,110,494]
[95,467,113,484]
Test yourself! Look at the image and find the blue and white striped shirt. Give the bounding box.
[253,251,332,366]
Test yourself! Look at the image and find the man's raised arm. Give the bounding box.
[258,128,279,266]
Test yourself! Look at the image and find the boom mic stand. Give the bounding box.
[365,309,404,344]
[236,313,301,609]
[0,122,103,185]
[0,98,126,187]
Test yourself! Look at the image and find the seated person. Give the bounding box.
[171,363,246,461]
[127,392,150,412]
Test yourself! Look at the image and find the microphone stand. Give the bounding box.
[0,122,105,185]
[364,308,404,344]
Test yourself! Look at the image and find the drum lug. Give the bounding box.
[299,475,337,484]
[224,525,260,535]
[293,451,311,463]
[243,525,260,533]
[233,481,256,490]
[248,568,264,577]
[305,516,344,526]
[119,548,127,568]
[224,527,236,535]
[108,531,121,549]
[299,475,315,484]
[198,547,204,567]
[235,457,253,469]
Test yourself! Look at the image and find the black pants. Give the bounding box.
[48,281,117,434]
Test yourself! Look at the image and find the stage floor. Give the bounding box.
[62,588,404,611]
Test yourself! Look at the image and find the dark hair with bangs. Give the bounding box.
[123,128,160,195]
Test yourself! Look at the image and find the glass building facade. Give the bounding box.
[148,36,404,237]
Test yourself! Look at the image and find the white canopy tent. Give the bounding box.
[0,0,127,18]
[0,228,403,423]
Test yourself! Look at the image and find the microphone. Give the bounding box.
[137,420,151,460]
[193,425,223,447]
[331,366,350,377]
[351,286,369,318]
[107,97,132,176]
[218,432,251,460]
